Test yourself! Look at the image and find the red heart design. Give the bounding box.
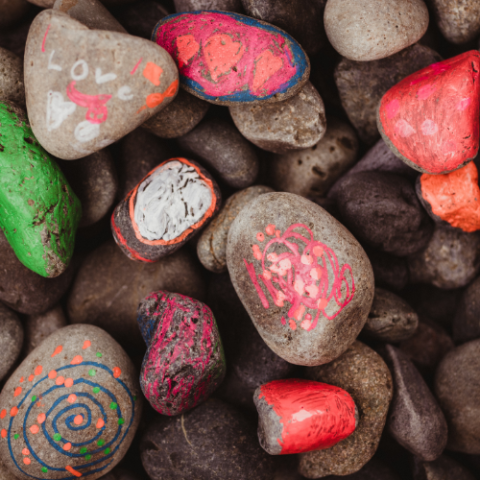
[252,50,283,92]
[378,50,480,174]
[203,33,244,82]
[176,34,200,68]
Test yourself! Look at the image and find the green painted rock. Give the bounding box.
[0,101,81,278]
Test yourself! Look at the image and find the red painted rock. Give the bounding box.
[377,51,480,174]
[111,158,221,262]
[152,11,310,106]
[253,379,358,455]
[416,161,480,232]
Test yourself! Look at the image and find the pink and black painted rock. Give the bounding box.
[254,379,358,455]
[152,11,310,106]
[226,192,375,366]
[137,291,226,416]
[377,51,480,174]
[111,157,221,262]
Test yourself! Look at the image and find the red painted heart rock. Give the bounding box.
[377,51,480,174]
[416,161,480,232]
[254,379,358,455]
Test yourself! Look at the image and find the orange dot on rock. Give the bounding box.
[1,429,6,438]
[14,387,22,397]
[82,340,91,350]
[19,377,24,383]
[22,448,30,455]
[48,370,57,379]
[34,365,43,376]
[73,415,83,425]
[67,394,77,404]
[64,378,74,388]
[265,224,276,236]
[96,418,104,429]
[63,442,72,451]
[10,407,18,417]
[51,345,63,357]
[70,355,83,365]
[28,375,34,382]
[30,425,39,434]
[0,409,6,419]
[37,413,46,424]
[56,376,65,386]
[23,457,31,465]
[113,367,121,379]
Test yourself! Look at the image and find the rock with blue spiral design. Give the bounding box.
[0,324,142,480]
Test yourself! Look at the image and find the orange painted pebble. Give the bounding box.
[30,425,39,434]
[0,409,6,419]
[51,345,63,357]
[96,418,104,429]
[82,340,91,349]
[10,407,18,417]
[1,429,6,438]
[70,355,83,365]
[63,442,72,451]
[113,367,121,378]
[37,413,46,424]
[67,394,77,404]
[56,376,65,386]
[48,370,57,379]
[34,365,43,376]
[64,378,74,388]
[74,415,83,425]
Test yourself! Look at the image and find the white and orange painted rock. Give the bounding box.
[226,192,374,366]
[152,11,310,106]
[24,9,178,160]
[0,325,142,480]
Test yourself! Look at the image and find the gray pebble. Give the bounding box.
[230,82,326,154]
[268,117,358,200]
[0,46,25,106]
[435,339,480,454]
[408,226,480,289]
[413,455,476,480]
[197,185,273,273]
[177,117,259,188]
[0,303,23,381]
[142,88,210,139]
[363,288,418,343]
[299,341,393,477]
[453,275,480,344]
[0,0,29,29]
[384,345,447,461]
[334,44,441,144]
[174,0,243,12]
[324,0,429,61]
[24,305,67,355]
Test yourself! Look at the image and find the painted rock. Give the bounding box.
[254,379,358,455]
[24,306,67,355]
[0,303,23,382]
[229,81,326,154]
[413,455,476,480]
[152,11,310,106]
[0,324,142,480]
[377,51,480,174]
[0,46,25,106]
[416,161,480,232]
[197,185,273,273]
[176,117,259,188]
[137,291,226,415]
[24,9,179,160]
[111,158,221,263]
[0,101,81,278]
[324,0,429,62]
[226,192,375,366]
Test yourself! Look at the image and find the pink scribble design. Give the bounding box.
[41,24,50,53]
[244,223,355,332]
[130,58,143,75]
[66,81,112,124]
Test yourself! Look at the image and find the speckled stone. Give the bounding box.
[453,275,480,344]
[268,117,358,200]
[197,185,273,273]
[0,0,29,29]
[230,82,326,154]
[384,345,447,461]
[363,288,418,343]
[408,226,480,289]
[324,0,429,61]
[334,44,441,144]
[24,305,67,355]
[227,192,375,366]
[413,455,476,480]
[435,339,480,454]
[299,341,393,478]
[140,398,275,480]
[0,324,142,480]
[142,88,210,139]
[0,303,23,381]
[430,0,480,44]
[176,118,259,188]
[67,240,206,349]
[0,46,25,106]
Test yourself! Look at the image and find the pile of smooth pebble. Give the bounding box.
[1,0,480,479]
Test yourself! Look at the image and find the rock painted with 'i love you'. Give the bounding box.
[377,50,480,174]
[254,379,358,455]
[226,192,375,366]
[137,291,226,416]
[24,10,179,160]
[152,11,310,106]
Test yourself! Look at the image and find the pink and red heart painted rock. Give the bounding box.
[253,379,358,455]
[152,11,310,106]
[377,51,480,174]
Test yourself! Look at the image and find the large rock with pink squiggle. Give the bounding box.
[137,291,226,416]
[226,193,375,366]
[152,11,310,106]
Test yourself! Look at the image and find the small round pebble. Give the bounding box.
[0,303,23,381]
[230,81,326,154]
[453,275,480,344]
[0,46,25,106]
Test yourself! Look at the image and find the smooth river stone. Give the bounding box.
[226,192,374,366]
[137,291,226,416]
[111,158,221,263]
[24,9,179,160]
[152,11,310,106]
[0,324,142,480]
[0,46,25,106]
[377,51,480,175]
[0,101,81,278]
[254,379,357,455]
